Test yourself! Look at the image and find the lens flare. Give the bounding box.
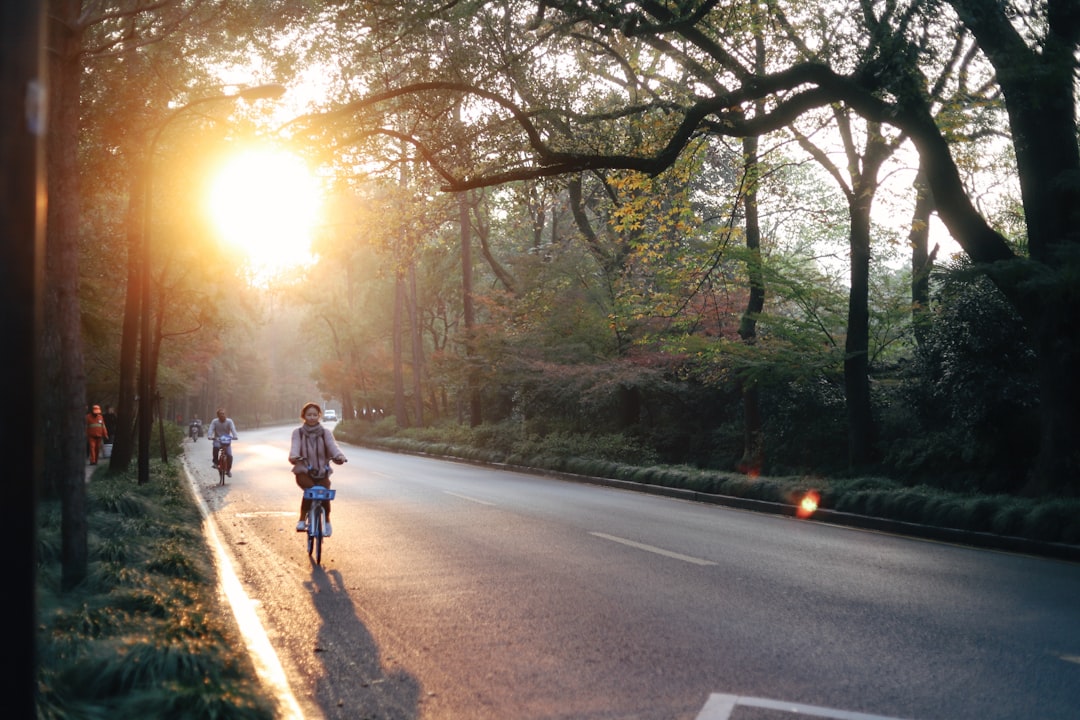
[796,491,820,518]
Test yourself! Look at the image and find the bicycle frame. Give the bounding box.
[303,485,335,564]
[216,436,232,485]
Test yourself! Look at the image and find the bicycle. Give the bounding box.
[303,484,335,565]
[215,435,233,486]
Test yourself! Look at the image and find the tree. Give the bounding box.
[44,0,89,590]
[311,0,1078,493]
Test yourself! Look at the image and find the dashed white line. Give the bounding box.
[443,490,496,506]
[589,532,717,566]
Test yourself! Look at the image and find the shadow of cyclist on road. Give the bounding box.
[303,567,421,719]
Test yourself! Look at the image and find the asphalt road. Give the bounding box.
[188,425,1080,720]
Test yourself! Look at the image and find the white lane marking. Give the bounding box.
[183,462,306,719]
[1061,654,1080,665]
[696,693,913,720]
[589,532,717,566]
[443,490,496,506]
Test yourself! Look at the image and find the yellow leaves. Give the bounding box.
[607,165,700,242]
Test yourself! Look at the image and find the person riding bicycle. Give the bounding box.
[289,402,347,536]
[208,408,238,477]
[189,415,202,439]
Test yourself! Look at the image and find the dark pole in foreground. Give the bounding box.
[0,2,46,714]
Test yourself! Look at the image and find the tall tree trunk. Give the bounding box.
[110,168,145,471]
[845,200,874,470]
[44,0,87,590]
[737,132,766,475]
[392,269,408,427]
[908,165,937,348]
[152,301,167,462]
[409,262,424,426]
[737,36,767,476]
[461,193,482,426]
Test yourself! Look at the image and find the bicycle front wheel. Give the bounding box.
[306,510,315,557]
[313,508,324,564]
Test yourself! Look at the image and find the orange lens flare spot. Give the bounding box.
[796,491,820,518]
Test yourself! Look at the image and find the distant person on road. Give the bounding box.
[85,404,108,465]
[289,402,347,536]
[208,408,238,476]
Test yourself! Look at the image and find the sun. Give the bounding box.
[207,148,322,279]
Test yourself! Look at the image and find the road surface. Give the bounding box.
[187,424,1080,720]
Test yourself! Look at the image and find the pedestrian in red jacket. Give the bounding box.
[85,404,108,465]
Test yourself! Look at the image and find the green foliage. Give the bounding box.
[37,463,277,720]
[881,264,1038,493]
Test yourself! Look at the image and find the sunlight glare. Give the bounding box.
[208,149,321,280]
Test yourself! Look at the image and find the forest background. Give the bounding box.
[35,0,1080,595]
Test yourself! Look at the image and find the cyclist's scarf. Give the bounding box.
[299,423,330,477]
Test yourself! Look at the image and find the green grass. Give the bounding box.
[36,461,277,720]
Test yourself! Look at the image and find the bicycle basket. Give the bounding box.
[303,486,335,501]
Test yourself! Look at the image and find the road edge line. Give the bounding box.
[181,459,306,720]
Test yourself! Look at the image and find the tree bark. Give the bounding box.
[460,192,482,426]
[908,165,937,349]
[844,200,874,470]
[408,262,424,426]
[44,0,87,590]
[393,269,408,427]
[737,132,766,476]
[109,168,143,471]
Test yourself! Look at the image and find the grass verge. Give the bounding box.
[36,460,277,720]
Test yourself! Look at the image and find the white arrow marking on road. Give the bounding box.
[589,532,717,566]
[695,693,914,720]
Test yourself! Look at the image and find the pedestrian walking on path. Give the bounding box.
[85,404,108,465]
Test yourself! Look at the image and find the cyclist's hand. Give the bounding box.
[333,456,347,465]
